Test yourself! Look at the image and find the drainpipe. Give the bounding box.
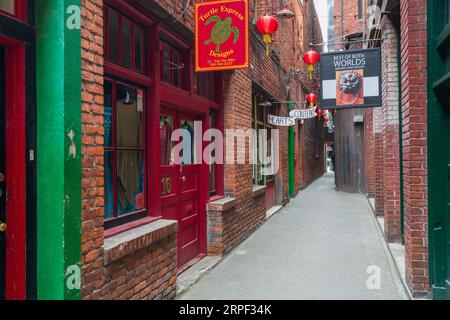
[288,102,295,197]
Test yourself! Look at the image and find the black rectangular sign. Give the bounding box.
[319,48,382,110]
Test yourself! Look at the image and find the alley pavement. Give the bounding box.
[177,173,407,300]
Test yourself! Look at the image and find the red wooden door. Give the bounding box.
[265,180,276,210]
[0,41,27,300]
[160,108,204,268]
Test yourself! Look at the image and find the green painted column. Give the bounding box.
[36,0,81,300]
[288,103,295,198]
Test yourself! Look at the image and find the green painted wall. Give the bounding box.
[36,0,81,300]
[427,0,450,300]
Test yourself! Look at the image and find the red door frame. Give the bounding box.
[160,105,208,269]
[0,35,26,300]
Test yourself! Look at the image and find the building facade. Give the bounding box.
[0,0,326,300]
[336,0,450,299]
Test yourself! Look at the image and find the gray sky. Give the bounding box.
[314,0,329,51]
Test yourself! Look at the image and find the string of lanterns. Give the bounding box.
[253,4,335,133]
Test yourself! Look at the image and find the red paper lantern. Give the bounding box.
[303,49,320,79]
[315,108,323,117]
[257,15,279,55]
[306,92,317,108]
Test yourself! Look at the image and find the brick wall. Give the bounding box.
[299,118,325,189]
[373,103,384,215]
[298,0,326,190]
[400,0,429,297]
[381,15,401,242]
[81,0,178,300]
[364,108,375,197]
[80,0,327,300]
[99,226,177,300]
[80,0,106,299]
[334,0,367,45]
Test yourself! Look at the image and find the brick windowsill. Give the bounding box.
[252,185,266,198]
[206,196,237,212]
[102,219,178,266]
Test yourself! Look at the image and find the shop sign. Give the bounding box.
[268,115,295,127]
[320,48,381,110]
[195,0,249,72]
[289,107,317,119]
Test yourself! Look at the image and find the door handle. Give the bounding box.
[0,221,6,233]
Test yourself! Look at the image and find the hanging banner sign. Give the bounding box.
[268,115,295,127]
[320,48,381,110]
[195,0,249,72]
[289,107,317,119]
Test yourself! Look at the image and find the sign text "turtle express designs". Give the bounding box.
[199,6,245,23]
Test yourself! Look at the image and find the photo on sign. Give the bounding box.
[336,69,364,106]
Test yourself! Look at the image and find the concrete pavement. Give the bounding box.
[177,173,407,300]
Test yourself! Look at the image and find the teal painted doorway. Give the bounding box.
[428,0,450,300]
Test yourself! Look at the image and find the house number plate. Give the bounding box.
[161,177,172,195]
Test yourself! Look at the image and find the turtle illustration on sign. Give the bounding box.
[204,16,240,53]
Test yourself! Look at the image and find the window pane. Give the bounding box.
[104,80,113,147]
[358,0,363,19]
[180,120,195,165]
[105,151,114,218]
[122,19,132,68]
[265,128,274,181]
[107,9,119,62]
[117,151,145,215]
[160,115,174,165]
[173,50,180,87]
[135,27,143,71]
[116,84,144,148]
[0,0,14,14]
[258,103,265,124]
[162,46,171,83]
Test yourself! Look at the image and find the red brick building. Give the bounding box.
[80,0,326,300]
[334,0,450,299]
[0,0,326,300]
[363,0,430,298]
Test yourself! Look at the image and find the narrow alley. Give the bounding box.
[2,0,449,304]
[178,174,407,300]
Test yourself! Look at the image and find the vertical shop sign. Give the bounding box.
[195,0,249,72]
[320,48,382,110]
